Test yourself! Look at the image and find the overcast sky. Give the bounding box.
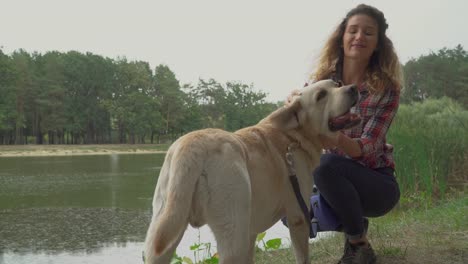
[1,0,466,101]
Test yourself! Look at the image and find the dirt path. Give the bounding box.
[0,144,167,157]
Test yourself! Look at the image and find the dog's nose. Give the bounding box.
[349,84,358,94]
[347,84,359,103]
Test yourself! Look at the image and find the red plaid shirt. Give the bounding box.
[325,82,400,169]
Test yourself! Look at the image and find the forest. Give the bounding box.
[0,45,466,145]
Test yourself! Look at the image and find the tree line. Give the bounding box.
[0,45,466,145]
[403,44,468,105]
[0,49,277,144]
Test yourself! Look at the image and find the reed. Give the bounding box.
[388,97,468,202]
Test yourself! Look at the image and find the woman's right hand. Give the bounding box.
[285,89,302,106]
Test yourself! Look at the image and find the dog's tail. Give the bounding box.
[145,140,205,260]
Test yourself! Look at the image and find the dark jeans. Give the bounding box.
[313,154,400,239]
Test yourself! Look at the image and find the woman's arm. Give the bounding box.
[354,88,400,162]
[322,87,400,160]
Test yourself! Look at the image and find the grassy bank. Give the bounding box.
[254,193,467,264]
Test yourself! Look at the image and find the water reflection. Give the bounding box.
[0,154,161,210]
[1,242,145,264]
[0,154,161,263]
[0,208,150,254]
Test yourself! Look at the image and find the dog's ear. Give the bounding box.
[267,98,302,130]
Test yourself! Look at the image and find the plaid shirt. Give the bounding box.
[324,82,400,169]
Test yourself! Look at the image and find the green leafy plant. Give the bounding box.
[170,254,194,264]
[171,230,219,264]
[189,242,218,264]
[256,232,282,251]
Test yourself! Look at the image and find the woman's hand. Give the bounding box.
[321,132,363,158]
[319,133,341,149]
[284,89,302,106]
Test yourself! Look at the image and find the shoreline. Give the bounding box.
[0,144,168,157]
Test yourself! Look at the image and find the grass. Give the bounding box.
[388,97,468,199]
[255,192,467,264]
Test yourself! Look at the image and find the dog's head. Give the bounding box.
[268,79,361,136]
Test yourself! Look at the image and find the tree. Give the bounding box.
[10,49,38,144]
[34,51,67,144]
[106,59,155,143]
[191,78,227,128]
[224,82,274,131]
[402,45,468,107]
[178,83,204,133]
[153,65,184,138]
[62,51,114,144]
[0,49,18,144]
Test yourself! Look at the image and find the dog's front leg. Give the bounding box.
[284,148,312,264]
[288,215,311,264]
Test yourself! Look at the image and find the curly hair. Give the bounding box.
[312,4,403,93]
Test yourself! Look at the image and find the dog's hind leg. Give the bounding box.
[208,202,251,264]
[206,161,251,264]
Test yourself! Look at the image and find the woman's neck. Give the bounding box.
[342,58,368,85]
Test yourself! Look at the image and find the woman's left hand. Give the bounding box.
[320,133,362,158]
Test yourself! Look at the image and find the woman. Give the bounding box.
[288,4,402,264]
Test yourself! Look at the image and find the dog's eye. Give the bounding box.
[316,90,327,101]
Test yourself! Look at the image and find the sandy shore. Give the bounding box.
[0,144,167,157]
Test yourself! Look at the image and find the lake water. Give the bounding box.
[0,153,310,264]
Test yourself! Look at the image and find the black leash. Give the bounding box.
[286,145,313,238]
[289,175,313,238]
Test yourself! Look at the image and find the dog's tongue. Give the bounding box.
[331,112,350,126]
[329,112,360,128]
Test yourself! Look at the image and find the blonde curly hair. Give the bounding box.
[312,4,403,94]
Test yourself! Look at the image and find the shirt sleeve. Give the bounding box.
[355,87,400,163]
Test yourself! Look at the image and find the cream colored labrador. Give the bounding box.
[144,80,360,264]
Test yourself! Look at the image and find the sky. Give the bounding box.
[1,0,466,102]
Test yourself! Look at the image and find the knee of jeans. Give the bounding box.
[366,191,400,217]
[313,161,338,187]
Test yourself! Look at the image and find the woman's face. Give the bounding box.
[342,14,379,62]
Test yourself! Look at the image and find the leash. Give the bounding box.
[285,144,313,238]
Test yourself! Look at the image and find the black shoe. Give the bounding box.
[353,243,377,264]
[338,239,354,264]
[339,218,370,263]
[338,242,377,264]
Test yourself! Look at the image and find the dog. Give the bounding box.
[144,79,360,264]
